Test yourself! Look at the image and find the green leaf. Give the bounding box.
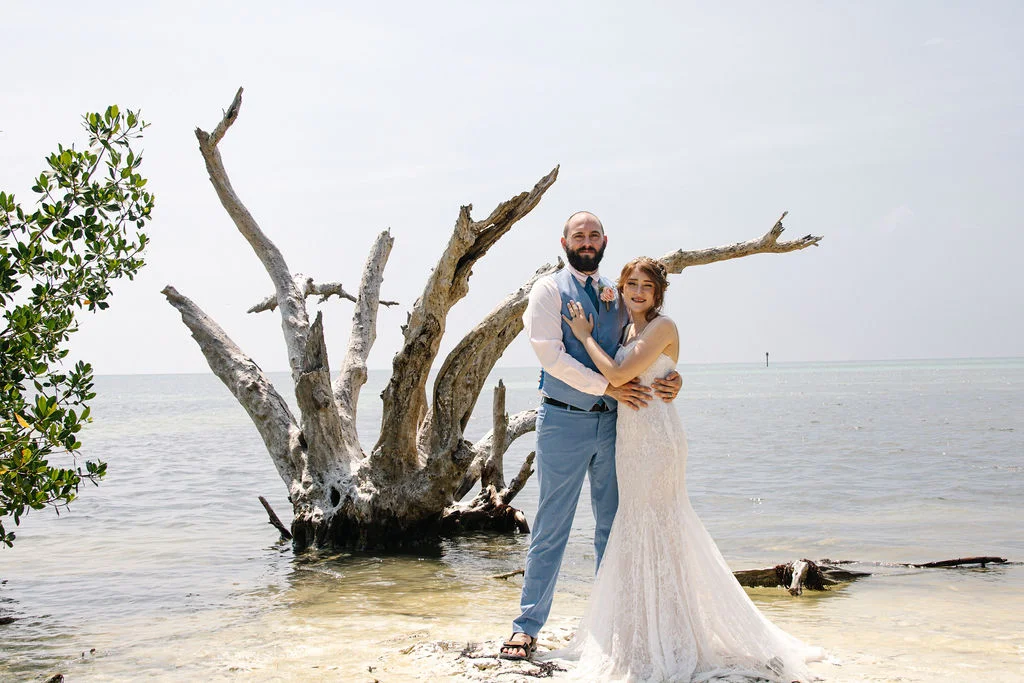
[1,103,152,548]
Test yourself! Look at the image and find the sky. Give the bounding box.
[2,1,1022,375]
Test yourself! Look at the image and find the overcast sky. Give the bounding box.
[3,1,1021,375]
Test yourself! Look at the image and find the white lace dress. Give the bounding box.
[557,346,823,682]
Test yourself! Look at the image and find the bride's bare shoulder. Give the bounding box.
[650,315,679,339]
[649,316,680,362]
[652,314,677,327]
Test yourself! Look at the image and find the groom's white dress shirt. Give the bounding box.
[523,263,610,397]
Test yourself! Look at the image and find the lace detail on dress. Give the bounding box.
[551,343,823,682]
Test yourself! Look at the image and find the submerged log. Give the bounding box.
[908,556,1008,568]
[491,556,1012,593]
[166,87,823,552]
[489,561,869,591]
[733,555,1010,594]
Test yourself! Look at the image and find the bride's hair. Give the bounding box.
[617,256,669,322]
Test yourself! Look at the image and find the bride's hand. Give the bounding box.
[562,300,594,341]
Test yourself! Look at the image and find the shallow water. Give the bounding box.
[1,359,1022,681]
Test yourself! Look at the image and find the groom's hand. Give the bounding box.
[652,371,682,402]
[605,379,652,410]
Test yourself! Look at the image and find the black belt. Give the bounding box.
[542,396,610,412]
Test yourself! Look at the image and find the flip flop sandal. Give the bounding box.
[499,633,536,661]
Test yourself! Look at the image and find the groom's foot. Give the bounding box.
[498,632,536,661]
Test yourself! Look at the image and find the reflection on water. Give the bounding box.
[1,361,1023,681]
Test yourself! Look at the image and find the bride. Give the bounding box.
[555,256,823,682]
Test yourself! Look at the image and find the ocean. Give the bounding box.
[1,359,1022,681]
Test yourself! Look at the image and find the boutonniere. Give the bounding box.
[597,283,616,311]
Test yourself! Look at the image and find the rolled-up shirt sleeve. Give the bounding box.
[524,276,609,396]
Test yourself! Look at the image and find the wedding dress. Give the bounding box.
[557,343,823,682]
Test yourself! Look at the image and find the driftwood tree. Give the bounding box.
[164,88,823,551]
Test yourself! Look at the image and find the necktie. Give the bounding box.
[584,276,599,310]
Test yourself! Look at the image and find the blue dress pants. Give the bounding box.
[512,402,619,638]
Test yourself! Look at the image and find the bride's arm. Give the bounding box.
[564,309,675,387]
[596,321,675,386]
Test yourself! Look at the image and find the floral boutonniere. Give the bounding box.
[597,283,616,311]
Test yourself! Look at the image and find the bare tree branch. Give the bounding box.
[505,409,540,446]
[423,262,557,465]
[481,381,507,490]
[457,409,538,500]
[499,451,536,506]
[659,212,822,273]
[294,312,352,473]
[161,285,301,484]
[247,277,399,314]
[375,166,559,468]
[194,87,309,379]
[335,230,394,440]
[206,87,243,148]
[258,495,293,540]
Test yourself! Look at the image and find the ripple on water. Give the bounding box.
[1,362,1022,680]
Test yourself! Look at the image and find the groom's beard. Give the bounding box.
[564,242,606,273]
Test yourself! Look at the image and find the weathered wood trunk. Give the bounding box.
[164,88,823,551]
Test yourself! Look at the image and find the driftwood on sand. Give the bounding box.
[167,86,823,552]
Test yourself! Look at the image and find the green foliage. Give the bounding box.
[0,106,154,547]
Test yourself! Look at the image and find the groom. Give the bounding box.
[500,211,681,659]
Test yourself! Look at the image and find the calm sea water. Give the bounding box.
[1,359,1022,681]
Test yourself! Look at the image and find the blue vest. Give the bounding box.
[539,268,627,410]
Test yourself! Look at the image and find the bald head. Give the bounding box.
[563,211,604,238]
[561,211,608,273]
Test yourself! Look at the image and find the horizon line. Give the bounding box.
[91,354,1024,378]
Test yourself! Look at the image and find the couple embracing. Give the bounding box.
[499,212,822,682]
